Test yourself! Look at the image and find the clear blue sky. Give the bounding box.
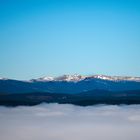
[0,0,140,80]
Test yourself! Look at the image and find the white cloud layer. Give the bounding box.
[0,104,140,140]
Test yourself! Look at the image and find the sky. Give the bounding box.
[0,104,140,140]
[0,0,140,80]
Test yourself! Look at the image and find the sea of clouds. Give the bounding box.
[0,103,140,140]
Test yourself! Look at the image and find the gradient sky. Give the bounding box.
[0,0,140,80]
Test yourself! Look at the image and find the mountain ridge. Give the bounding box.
[1,74,140,82]
[0,74,140,94]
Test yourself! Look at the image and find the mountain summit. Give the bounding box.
[33,74,86,82]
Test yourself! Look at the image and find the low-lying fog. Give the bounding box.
[0,104,140,140]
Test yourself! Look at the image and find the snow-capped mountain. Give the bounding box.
[0,74,140,94]
[87,75,140,82]
[33,74,86,82]
[34,76,54,81]
[0,77,8,80]
[32,74,140,82]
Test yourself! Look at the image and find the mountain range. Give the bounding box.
[0,74,140,106]
[0,74,140,94]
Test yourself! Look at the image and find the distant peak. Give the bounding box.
[92,75,140,82]
[0,77,8,80]
[93,75,111,80]
[31,74,140,82]
[32,74,86,82]
[31,76,54,82]
[54,74,85,82]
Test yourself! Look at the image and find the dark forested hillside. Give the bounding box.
[0,90,140,106]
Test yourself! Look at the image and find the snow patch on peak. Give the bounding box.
[31,74,140,82]
[54,74,85,82]
[41,76,54,81]
[93,75,140,82]
[33,74,86,82]
[34,76,54,82]
[94,75,111,80]
[0,77,8,80]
